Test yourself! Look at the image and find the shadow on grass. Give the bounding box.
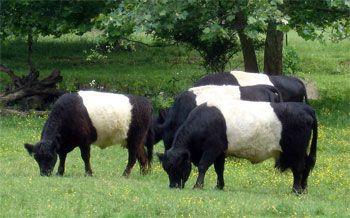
[1,38,191,73]
[310,93,350,128]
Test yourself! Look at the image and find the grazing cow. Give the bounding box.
[158,100,317,194]
[155,85,282,150]
[24,91,153,177]
[194,70,308,103]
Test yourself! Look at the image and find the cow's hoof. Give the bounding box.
[85,172,93,177]
[140,168,149,175]
[301,188,308,194]
[292,187,303,195]
[56,172,64,177]
[215,185,224,190]
[122,172,130,178]
[193,184,203,189]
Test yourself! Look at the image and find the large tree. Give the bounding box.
[97,0,286,72]
[98,0,349,74]
[1,0,108,71]
[0,0,108,109]
[263,0,350,75]
[98,1,242,72]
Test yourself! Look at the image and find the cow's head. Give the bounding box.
[157,149,191,189]
[24,140,58,176]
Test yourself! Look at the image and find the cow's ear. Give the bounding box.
[24,143,35,156]
[157,152,165,163]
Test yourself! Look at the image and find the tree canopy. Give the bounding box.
[1,0,108,70]
[1,0,349,73]
[0,0,107,40]
[98,0,350,73]
[0,0,109,109]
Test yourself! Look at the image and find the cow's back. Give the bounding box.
[194,72,239,86]
[189,85,241,105]
[230,71,273,86]
[207,100,282,163]
[78,91,132,148]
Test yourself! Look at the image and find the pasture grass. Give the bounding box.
[1,32,350,217]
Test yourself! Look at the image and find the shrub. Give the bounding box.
[283,46,301,75]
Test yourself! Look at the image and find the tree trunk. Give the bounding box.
[264,22,284,75]
[27,30,35,72]
[235,11,259,73]
[237,30,259,72]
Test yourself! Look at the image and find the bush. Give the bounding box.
[283,46,301,75]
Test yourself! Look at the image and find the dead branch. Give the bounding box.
[0,66,64,109]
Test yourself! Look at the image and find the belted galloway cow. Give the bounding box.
[151,84,282,150]
[194,70,308,103]
[24,91,153,177]
[158,100,317,194]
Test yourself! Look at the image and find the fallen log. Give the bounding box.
[0,64,65,110]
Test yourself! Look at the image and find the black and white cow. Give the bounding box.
[194,70,308,103]
[153,84,282,150]
[24,91,153,177]
[158,100,317,194]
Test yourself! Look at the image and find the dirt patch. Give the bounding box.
[301,79,319,100]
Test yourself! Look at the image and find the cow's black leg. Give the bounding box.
[125,127,149,176]
[194,151,219,189]
[136,134,149,175]
[301,168,310,193]
[56,153,67,176]
[291,160,304,194]
[301,157,312,192]
[123,148,137,178]
[80,145,93,176]
[214,154,225,190]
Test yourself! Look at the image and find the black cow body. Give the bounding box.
[194,71,308,103]
[24,91,153,177]
[159,100,317,194]
[157,85,282,150]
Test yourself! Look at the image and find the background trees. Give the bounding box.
[2,0,348,75]
[0,0,108,108]
[98,0,349,74]
[1,0,108,70]
[0,0,349,109]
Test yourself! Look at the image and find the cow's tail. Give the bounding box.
[306,110,317,170]
[267,85,283,102]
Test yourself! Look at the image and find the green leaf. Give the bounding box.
[227,15,235,22]
[203,27,211,34]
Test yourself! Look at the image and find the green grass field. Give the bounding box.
[0,32,349,217]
